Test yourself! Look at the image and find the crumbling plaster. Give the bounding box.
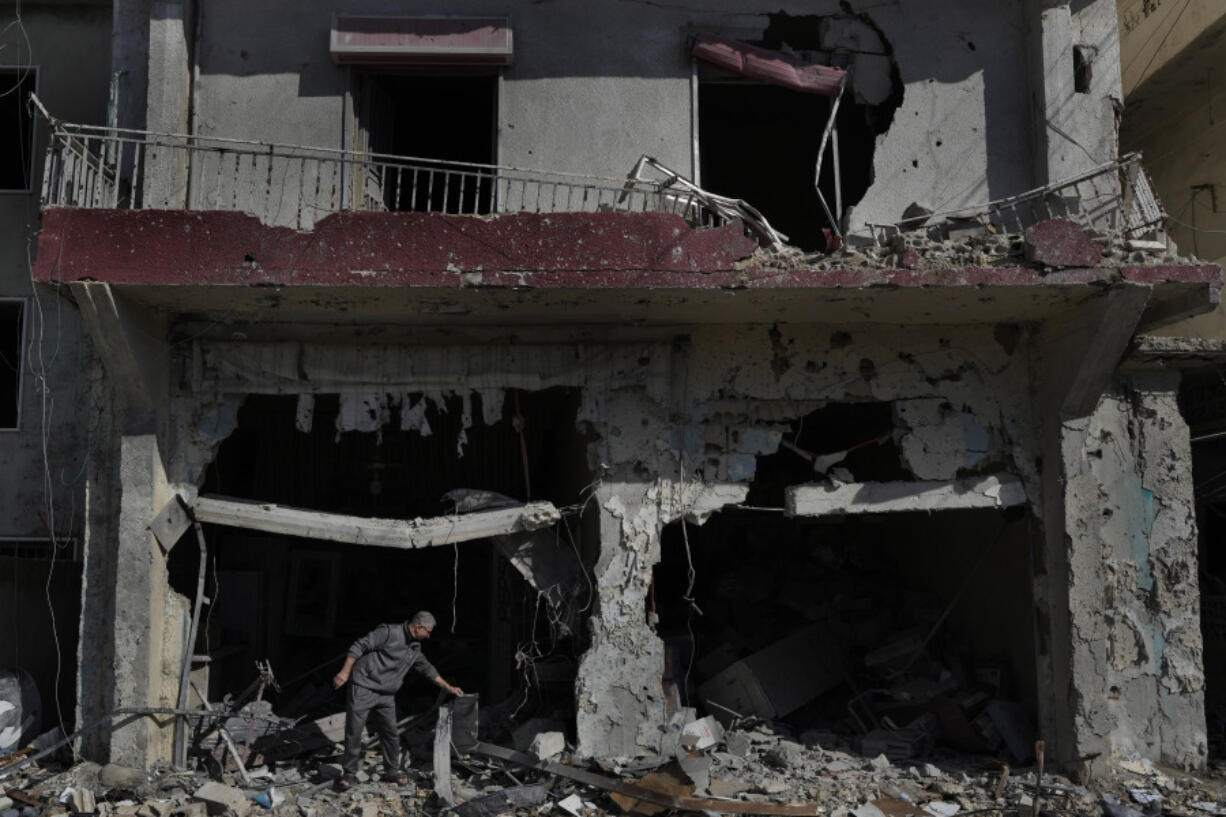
[165,320,1040,762]
[1058,373,1205,770]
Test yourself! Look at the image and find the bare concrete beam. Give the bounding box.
[1038,284,1151,421]
[191,495,560,548]
[785,475,1027,517]
[1136,283,1221,334]
[68,281,168,412]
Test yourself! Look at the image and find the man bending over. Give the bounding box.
[332,610,463,789]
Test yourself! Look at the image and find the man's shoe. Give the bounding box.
[334,774,356,792]
[382,771,409,785]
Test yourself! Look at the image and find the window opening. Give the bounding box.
[693,17,898,251]
[0,299,25,430]
[352,72,497,214]
[1073,45,1093,94]
[0,68,36,191]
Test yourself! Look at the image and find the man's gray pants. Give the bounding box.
[342,683,399,776]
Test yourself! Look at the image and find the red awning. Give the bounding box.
[691,33,846,96]
[330,16,513,66]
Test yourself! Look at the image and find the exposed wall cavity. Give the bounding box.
[566,322,1038,760]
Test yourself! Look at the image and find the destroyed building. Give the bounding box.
[6,0,1225,783]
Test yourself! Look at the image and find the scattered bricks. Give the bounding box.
[899,250,920,270]
[193,781,251,817]
[1023,219,1102,268]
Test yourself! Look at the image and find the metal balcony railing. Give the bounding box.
[865,153,1166,244]
[37,100,778,241]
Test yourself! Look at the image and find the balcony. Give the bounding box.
[37,104,780,244]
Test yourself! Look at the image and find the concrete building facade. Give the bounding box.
[19,0,1225,775]
[0,0,109,747]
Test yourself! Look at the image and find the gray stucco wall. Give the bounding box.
[0,4,109,540]
[181,0,1053,232]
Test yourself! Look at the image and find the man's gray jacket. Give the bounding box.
[347,623,438,694]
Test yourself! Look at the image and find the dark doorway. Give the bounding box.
[354,73,497,213]
[699,80,877,252]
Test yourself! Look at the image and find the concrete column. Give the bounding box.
[110,410,179,766]
[1038,373,1206,775]
[143,2,194,207]
[73,288,179,766]
[1027,0,1122,186]
[574,481,667,760]
[574,478,748,760]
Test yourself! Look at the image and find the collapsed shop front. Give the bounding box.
[40,206,1215,773]
[75,318,1066,768]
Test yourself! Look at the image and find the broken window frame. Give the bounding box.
[688,36,848,243]
[0,297,27,431]
[0,66,39,194]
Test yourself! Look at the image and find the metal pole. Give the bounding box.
[174,520,209,767]
[813,74,848,237]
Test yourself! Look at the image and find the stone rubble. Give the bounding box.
[746,221,1196,274]
[7,732,1226,817]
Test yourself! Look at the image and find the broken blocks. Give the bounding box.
[1023,218,1102,268]
[193,782,251,817]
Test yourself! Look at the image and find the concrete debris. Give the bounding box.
[680,716,724,752]
[752,214,1190,273]
[1023,218,1103,268]
[528,731,566,761]
[192,781,251,817]
[98,763,146,789]
[6,727,1226,817]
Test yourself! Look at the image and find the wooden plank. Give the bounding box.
[191,495,559,549]
[471,742,820,816]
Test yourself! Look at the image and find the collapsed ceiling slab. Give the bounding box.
[186,494,560,549]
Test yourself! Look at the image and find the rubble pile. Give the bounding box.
[748,220,1188,273]
[7,728,1226,817]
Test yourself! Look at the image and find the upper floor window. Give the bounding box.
[0,68,37,192]
[0,299,26,430]
[351,71,497,214]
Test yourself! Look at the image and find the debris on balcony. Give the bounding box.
[863,153,1166,248]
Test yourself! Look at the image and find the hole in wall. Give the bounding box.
[696,10,902,250]
[652,507,1038,759]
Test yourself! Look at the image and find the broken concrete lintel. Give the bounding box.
[189,495,559,548]
[784,474,1027,517]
